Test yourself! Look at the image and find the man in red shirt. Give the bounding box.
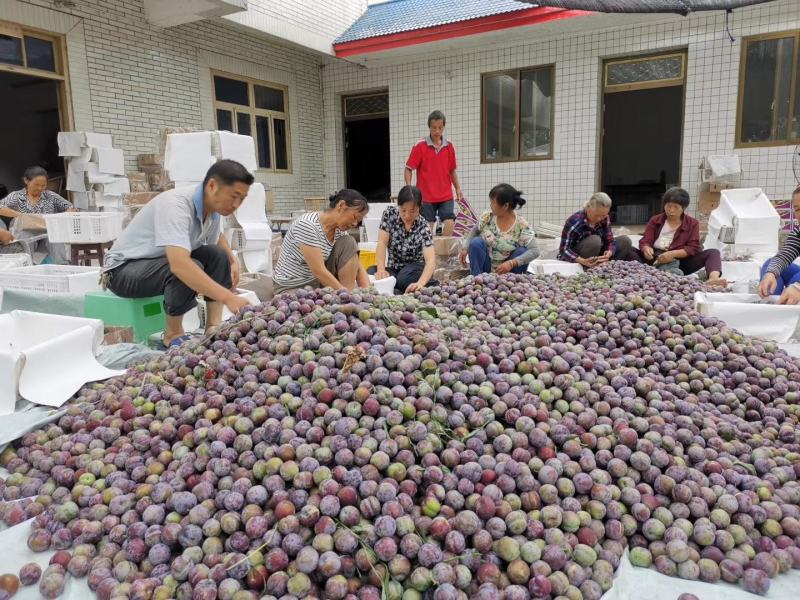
[404,110,463,236]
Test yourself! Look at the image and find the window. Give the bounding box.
[0,22,59,74]
[737,30,800,147]
[482,65,554,162]
[212,73,291,172]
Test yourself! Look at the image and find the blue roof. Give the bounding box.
[334,0,538,44]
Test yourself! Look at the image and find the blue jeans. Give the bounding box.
[468,238,528,276]
[760,258,800,295]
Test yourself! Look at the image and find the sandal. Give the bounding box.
[157,334,193,351]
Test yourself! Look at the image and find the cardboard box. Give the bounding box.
[123,192,159,206]
[708,182,734,193]
[434,236,462,256]
[697,191,721,216]
[103,326,134,345]
[137,154,162,168]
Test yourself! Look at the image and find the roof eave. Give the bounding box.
[333,7,589,58]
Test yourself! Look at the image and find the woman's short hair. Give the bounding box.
[397,185,422,208]
[23,166,48,182]
[328,189,369,213]
[490,183,526,210]
[663,187,690,209]
[584,192,612,210]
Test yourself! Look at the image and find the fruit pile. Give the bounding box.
[0,262,798,600]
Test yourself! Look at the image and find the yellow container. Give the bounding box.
[359,250,376,270]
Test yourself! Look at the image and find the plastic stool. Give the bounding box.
[84,291,166,343]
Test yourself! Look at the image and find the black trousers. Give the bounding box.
[107,245,231,317]
[368,261,437,293]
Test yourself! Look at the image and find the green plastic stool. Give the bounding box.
[84,291,166,343]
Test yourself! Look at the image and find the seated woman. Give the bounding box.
[0,166,75,264]
[758,185,800,303]
[273,189,370,294]
[638,187,726,286]
[373,185,436,293]
[557,192,633,267]
[460,183,538,276]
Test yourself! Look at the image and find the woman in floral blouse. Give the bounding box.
[460,183,538,276]
[0,166,74,262]
[373,185,437,294]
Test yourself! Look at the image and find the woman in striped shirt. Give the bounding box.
[273,189,370,294]
[758,185,800,304]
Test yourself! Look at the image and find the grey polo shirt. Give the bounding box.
[103,185,222,271]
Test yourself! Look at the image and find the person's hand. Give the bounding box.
[595,251,612,264]
[758,273,777,298]
[494,260,516,275]
[576,256,597,268]
[224,292,251,314]
[375,269,390,281]
[406,281,423,293]
[459,249,468,266]
[0,230,13,245]
[229,260,240,289]
[457,190,464,201]
[642,246,654,261]
[67,208,79,213]
[654,251,673,266]
[777,284,800,305]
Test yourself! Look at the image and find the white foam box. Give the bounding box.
[694,292,800,343]
[528,259,584,276]
[716,188,780,245]
[184,289,260,331]
[719,260,761,282]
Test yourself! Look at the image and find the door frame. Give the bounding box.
[597,49,688,193]
[341,90,389,190]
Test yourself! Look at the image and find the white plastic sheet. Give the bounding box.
[217,130,257,173]
[706,154,742,179]
[65,162,86,193]
[694,292,800,343]
[164,132,216,182]
[0,311,124,415]
[601,549,797,600]
[528,259,584,276]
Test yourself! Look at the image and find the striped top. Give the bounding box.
[274,212,346,288]
[767,224,800,277]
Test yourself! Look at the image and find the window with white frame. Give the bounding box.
[213,73,291,172]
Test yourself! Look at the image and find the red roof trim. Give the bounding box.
[334,7,589,57]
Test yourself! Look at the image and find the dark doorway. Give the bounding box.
[0,71,62,197]
[600,52,686,225]
[343,92,390,202]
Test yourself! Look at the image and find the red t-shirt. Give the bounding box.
[406,138,457,204]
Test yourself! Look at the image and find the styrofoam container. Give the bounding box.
[366,203,393,220]
[528,259,584,276]
[195,288,260,329]
[43,212,124,243]
[373,276,396,296]
[719,260,761,282]
[694,292,800,343]
[0,265,101,294]
[363,218,381,243]
[717,188,780,245]
[0,254,32,270]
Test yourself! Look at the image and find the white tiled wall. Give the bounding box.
[321,0,800,225]
[5,0,328,211]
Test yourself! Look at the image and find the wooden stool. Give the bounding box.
[71,242,113,266]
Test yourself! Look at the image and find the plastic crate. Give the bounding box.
[84,291,166,343]
[0,254,32,270]
[43,212,124,243]
[0,265,101,294]
[359,248,377,270]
